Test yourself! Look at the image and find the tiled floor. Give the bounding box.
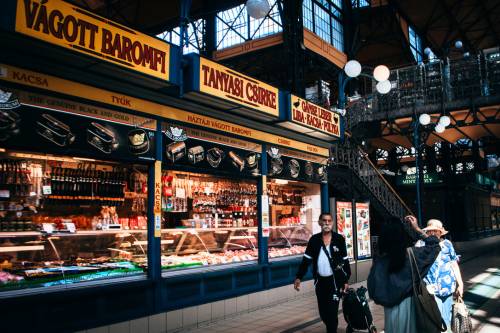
[181,236,500,333]
[184,280,385,333]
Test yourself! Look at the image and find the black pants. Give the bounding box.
[315,275,341,333]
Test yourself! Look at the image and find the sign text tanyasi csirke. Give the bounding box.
[199,57,279,117]
[15,0,169,80]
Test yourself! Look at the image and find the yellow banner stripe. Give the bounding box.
[0,64,329,157]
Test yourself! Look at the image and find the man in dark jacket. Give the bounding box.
[294,213,351,333]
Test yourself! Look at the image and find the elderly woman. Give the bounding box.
[421,219,464,330]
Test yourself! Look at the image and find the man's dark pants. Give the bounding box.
[315,275,341,333]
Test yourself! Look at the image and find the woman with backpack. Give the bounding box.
[367,215,441,333]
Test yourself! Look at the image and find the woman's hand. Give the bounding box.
[404,215,419,229]
[405,215,427,238]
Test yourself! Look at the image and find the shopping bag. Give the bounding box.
[452,296,473,333]
[408,248,447,333]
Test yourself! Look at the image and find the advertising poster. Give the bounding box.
[356,202,372,259]
[336,201,354,261]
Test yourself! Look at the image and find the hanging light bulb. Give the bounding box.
[246,0,270,19]
[435,124,446,133]
[419,113,431,126]
[438,115,451,127]
[373,65,390,82]
[344,60,362,78]
[376,80,392,94]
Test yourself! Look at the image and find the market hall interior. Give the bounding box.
[0,0,499,332]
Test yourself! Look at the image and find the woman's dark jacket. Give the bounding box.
[295,231,351,286]
[367,236,440,307]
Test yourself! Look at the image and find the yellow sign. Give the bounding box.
[199,57,279,117]
[10,89,157,129]
[154,161,162,237]
[0,64,329,157]
[291,95,341,137]
[15,0,170,81]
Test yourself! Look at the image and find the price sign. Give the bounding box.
[154,161,162,237]
[261,194,270,237]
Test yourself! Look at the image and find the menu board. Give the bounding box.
[336,201,354,261]
[356,202,371,259]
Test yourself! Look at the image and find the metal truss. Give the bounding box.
[215,0,283,50]
[345,50,500,129]
[329,141,413,221]
[157,18,205,54]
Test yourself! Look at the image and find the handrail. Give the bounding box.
[330,141,413,219]
[359,146,414,215]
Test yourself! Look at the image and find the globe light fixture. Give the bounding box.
[376,80,392,94]
[419,113,431,126]
[435,123,446,133]
[438,115,451,127]
[455,40,463,49]
[373,65,390,82]
[246,0,270,19]
[344,60,362,78]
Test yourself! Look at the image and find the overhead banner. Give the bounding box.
[163,123,261,177]
[266,146,328,183]
[288,95,341,138]
[0,86,156,161]
[355,202,371,259]
[336,201,354,261]
[184,54,281,121]
[14,0,172,81]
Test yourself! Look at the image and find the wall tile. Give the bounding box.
[109,321,130,333]
[130,317,148,333]
[166,309,182,332]
[236,295,249,313]
[248,292,261,310]
[197,303,212,324]
[148,313,166,333]
[211,300,225,321]
[87,326,109,333]
[182,306,198,328]
[224,297,237,318]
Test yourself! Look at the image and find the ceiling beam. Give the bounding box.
[476,0,500,46]
[437,0,475,53]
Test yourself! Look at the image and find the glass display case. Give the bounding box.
[266,179,319,259]
[160,171,260,269]
[0,150,149,291]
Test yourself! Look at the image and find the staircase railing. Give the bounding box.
[330,142,413,220]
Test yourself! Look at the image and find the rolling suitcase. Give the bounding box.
[343,286,377,333]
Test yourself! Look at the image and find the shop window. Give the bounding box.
[161,171,258,269]
[0,151,148,291]
[267,179,318,259]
